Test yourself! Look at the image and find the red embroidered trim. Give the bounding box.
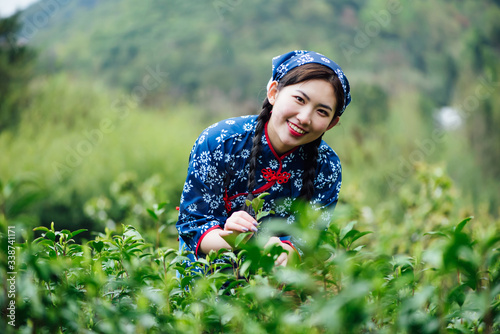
[223,189,232,212]
[262,167,291,184]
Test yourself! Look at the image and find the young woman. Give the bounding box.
[176,50,351,267]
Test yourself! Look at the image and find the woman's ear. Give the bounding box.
[326,116,340,130]
[267,81,279,105]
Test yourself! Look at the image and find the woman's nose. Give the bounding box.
[296,108,312,125]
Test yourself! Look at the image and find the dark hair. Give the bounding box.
[247,63,345,201]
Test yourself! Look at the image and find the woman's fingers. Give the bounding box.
[275,252,288,266]
[218,230,234,237]
[234,210,259,227]
[224,210,259,233]
[265,237,290,267]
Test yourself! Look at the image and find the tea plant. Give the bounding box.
[1,167,499,333]
[222,192,274,249]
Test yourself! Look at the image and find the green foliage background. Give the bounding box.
[0,0,499,332]
[0,0,498,230]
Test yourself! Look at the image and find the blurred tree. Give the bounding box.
[0,13,36,131]
[455,2,500,213]
[3,0,498,221]
[354,83,389,125]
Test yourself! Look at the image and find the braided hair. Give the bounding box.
[247,63,345,202]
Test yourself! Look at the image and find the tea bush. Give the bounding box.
[1,165,499,333]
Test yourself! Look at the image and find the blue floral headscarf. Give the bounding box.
[269,50,351,115]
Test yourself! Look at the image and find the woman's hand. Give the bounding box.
[223,211,259,234]
[216,211,259,250]
[265,237,295,267]
[200,211,257,254]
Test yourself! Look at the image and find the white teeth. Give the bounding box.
[289,122,305,134]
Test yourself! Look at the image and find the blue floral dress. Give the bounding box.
[176,115,342,263]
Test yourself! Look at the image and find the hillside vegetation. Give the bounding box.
[4,0,496,222]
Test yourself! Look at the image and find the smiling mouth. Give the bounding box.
[287,121,307,135]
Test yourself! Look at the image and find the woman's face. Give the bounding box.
[266,79,339,156]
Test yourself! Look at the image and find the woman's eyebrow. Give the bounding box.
[296,90,333,111]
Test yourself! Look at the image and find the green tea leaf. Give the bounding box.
[256,210,272,221]
[239,259,252,277]
[455,216,473,234]
[221,233,237,249]
[45,231,56,241]
[147,208,158,221]
[71,229,88,238]
[424,231,449,238]
[339,221,356,242]
[155,202,168,211]
[91,240,104,252]
[235,231,253,248]
[350,231,373,244]
[61,229,72,236]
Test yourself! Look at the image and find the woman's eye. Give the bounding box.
[318,109,329,116]
[295,96,305,103]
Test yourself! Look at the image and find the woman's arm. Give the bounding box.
[199,210,258,254]
[198,228,232,254]
[198,210,297,267]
